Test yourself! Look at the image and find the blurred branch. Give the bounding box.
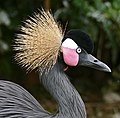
[44,0,51,11]
[97,27,104,59]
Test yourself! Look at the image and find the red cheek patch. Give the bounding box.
[62,47,79,66]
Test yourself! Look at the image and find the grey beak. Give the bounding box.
[79,51,111,72]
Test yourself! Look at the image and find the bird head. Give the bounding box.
[14,10,111,75]
[61,29,111,72]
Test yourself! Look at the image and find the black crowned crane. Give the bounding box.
[0,10,111,118]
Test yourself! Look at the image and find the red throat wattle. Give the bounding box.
[62,47,79,66]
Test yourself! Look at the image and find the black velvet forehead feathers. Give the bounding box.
[62,29,94,54]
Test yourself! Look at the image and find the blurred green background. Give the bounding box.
[0,0,120,117]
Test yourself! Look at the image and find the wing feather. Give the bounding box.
[0,80,51,118]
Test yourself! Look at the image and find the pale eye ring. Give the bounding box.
[76,47,81,54]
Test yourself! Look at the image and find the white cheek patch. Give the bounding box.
[62,38,78,49]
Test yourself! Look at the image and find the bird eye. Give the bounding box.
[76,47,81,54]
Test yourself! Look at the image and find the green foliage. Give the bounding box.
[87,0,120,64]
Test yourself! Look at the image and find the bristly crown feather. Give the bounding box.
[14,9,63,74]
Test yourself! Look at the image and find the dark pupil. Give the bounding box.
[77,48,81,53]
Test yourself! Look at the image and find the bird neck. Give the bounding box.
[40,61,86,118]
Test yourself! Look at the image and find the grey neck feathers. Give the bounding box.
[40,61,86,118]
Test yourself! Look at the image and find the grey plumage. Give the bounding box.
[0,80,50,118]
[0,61,86,118]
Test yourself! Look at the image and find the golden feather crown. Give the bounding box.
[14,9,63,73]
